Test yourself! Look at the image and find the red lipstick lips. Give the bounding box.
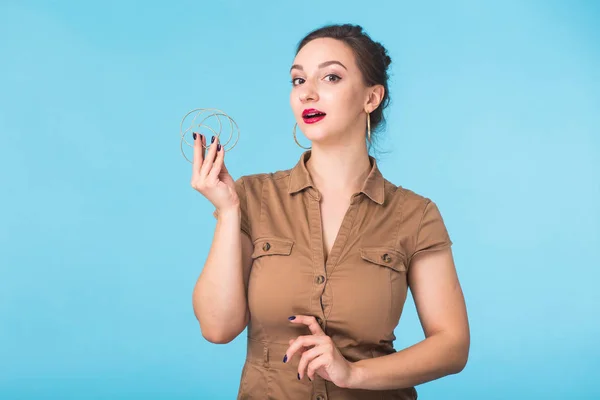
[302,108,326,124]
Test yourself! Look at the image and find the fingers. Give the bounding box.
[288,338,308,355]
[297,345,325,380]
[192,132,205,175]
[288,315,325,336]
[284,335,326,366]
[199,135,221,179]
[207,136,225,181]
[200,134,206,160]
[305,353,329,381]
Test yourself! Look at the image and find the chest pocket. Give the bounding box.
[251,237,294,259]
[359,246,406,273]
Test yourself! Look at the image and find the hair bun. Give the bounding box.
[343,23,364,36]
[376,42,392,69]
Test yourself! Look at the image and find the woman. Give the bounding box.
[191,24,470,400]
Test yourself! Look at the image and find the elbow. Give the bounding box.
[448,339,470,374]
[198,317,246,344]
[450,354,468,374]
[201,330,235,344]
[192,301,243,344]
[200,327,237,344]
[203,334,235,345]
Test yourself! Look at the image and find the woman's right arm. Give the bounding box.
[189,133,254,344]
[192,208,254,344]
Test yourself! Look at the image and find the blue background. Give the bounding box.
[1,0,599,398]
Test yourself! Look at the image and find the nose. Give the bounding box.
[299,81,319,103]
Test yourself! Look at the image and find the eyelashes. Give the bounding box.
[291,74,342,86]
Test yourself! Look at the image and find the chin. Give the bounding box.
[301,122,332,139]
[303,129,330,144]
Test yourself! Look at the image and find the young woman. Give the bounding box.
[191,24,470,400]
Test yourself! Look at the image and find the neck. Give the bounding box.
[305,144,372,198]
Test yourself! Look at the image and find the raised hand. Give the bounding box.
[190,134,239,214]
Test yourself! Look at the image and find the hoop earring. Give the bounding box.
[293,123,311,149]
[367,112,372,142]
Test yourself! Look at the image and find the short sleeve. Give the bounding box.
[212,176,251,238]
[411,200,452,260]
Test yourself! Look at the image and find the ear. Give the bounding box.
[364,84,385,113]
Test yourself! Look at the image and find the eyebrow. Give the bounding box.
[290,60,347,72]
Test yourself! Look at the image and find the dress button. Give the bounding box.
[381,253,392,263]
[316,396,324,400]
[262,242,271,251]
[315,275,325,284]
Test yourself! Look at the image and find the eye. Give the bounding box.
[291,77,305,86]
[324,74,341,82]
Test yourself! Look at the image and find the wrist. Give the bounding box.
[346,361,366,389]
[217,205,241,219]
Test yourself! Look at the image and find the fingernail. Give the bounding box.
[297,373,300,380]
[282,354,287,363]
[193,132,197,140]
[288,316,296,320]
[217,143,221,151]
[211,136,215,143]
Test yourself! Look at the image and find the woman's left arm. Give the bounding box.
[286,247,469,390]
[348,246,470,390]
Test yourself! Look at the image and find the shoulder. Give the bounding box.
[238,170,290,185]
[237,165,295,194]
[383,179,435,217]
[384,181,452,257]
[385,181,451,239]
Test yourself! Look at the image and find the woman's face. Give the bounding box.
[290,38,371,145]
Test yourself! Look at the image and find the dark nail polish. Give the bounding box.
[193,132,197,140]
[211,136,215,143]
[217,143,221,151]
[283,354,287,363]
[288,316,296,320]
[297,373,300,380]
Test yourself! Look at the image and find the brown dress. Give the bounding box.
[213,150,453,399]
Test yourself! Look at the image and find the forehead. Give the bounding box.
[293,37,356,69]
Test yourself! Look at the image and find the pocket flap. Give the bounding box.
[359,246,406,272]
[252,237,294,259]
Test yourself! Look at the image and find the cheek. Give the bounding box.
[325,83,358,106]
[322,87,358,118]
[290,90,301,114]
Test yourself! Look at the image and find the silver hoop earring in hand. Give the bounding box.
[179,108,240,164]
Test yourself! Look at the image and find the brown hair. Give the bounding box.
[296,24,392,155]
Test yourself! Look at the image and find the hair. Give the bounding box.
[295,23,393,158]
